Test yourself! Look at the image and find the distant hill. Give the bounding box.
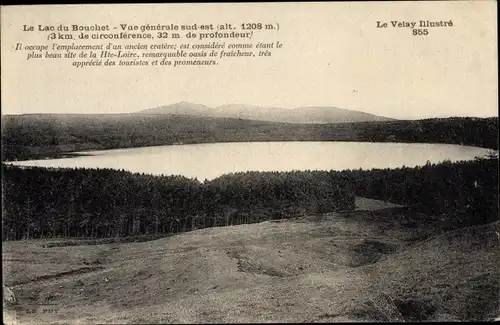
[138,102,212,116]
[137,102,395,124]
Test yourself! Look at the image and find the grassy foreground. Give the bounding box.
[3,202,498,323]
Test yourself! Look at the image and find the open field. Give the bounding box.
[3,202,498,324]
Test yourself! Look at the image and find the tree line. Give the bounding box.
[342,157,498,228]
[1,165,354,240]
[2,157,497,241]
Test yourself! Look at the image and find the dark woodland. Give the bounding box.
[2,157,497,241]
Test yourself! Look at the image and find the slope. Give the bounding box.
[3,208,497,324]
[136,102,395,123]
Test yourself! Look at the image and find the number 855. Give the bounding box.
[413,29,429,36]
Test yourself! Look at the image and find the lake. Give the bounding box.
[7,142,494,180]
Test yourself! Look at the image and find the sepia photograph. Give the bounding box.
[1,2,499,323]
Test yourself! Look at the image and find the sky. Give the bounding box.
[1,2,498,119]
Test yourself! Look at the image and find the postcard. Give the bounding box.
[1,2,498,323]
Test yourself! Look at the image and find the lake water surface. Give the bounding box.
[8,142,493,180]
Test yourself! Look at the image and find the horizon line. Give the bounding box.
[2,101,498,120]
[2,111,498,121]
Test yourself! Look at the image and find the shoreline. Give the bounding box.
[4,139,498,163]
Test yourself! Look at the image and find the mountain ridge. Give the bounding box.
[136,102,396,124]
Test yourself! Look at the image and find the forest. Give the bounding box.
[2,114,498,161]
[1,165,354,240]
[341,157,498,228]
[2,157,497,240]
